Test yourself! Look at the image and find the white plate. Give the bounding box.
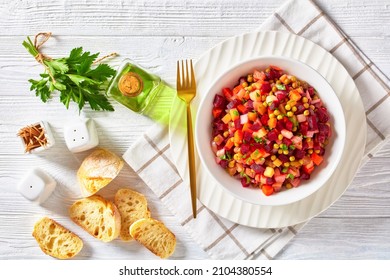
[169,31,366,228]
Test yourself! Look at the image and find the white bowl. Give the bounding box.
[195,56,346,206]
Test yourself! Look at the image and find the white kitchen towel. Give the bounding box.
[123,0,390,260]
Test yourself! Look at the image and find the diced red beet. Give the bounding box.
[267,129,279,141]
[227,99,240,109]
[241,177,250,188]
[265,177,275,185]
[316,107,329,123]
[260,82,272,94]
[251,123,261,132]
[264,142,273,153]
[240,143,250,154]
[294,149,306,159]
[243,131,252,143]
[300,172,310,180]
[282,137,292,146]
[307,115,318,131]
[219,160,228,169]
[260,114,269,126]
[269,101,280,111]
[296,103,306,114]
[278,154,289,162]
[285,120,293,131]
[213,94,227,109]
[234,118,243,130]
[275,90,287,101]
[307,87,315,96]
[300,122,308,136]
[251,163,265,174]
[276,120,285,131]
[245,100,254,110]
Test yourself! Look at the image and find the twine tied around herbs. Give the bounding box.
[32,32,118,82]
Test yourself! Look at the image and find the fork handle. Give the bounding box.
[186,104,197,218]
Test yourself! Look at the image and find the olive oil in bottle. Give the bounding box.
[106,59,164,113]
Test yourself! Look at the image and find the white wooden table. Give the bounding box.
[0,0,389,260]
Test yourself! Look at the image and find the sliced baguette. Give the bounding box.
[32,217,83,259]
[130,218,176,259]
[69,195,121,242]
[77,148,124,197]
[114,188,151,241]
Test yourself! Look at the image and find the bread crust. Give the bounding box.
[69,195,121,242]
[130,218,176,259]
[32,217,83,259]
[114,188,151,241]
[77,148,124,197]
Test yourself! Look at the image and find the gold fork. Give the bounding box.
[177,59,197,218]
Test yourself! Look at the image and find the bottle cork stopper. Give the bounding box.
[118,72,143,97]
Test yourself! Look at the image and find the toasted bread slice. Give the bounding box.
[77,148,124,197]
[114,188,151,241]
[32,217,83,259]
[69,195,121,242]
[130,218,176,259]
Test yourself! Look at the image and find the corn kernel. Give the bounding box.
[289,156,295,162]
[274,109,280,116]
[277,115,283,120]
[247,75,253,83]
[283,78,291,85]
[291,76,297,82]
[286,183,292,189]
[315,149,321,154]
[292,127,297,132]
[306,137,312,142]
[283,150,289,155]
[304,103,310,108]
[278,149,283,154]
[263,101,268,107]
[272,86,277,92]
[302,97,308,103]
[246,85,253,91]
[283,162,290,167]
[223,131,229,137]
[285,104,291,111]
[273,143,279,149]
[308,149,313,154]
[299,159,304,165]
[228,160,235,168]
[287,111,294,117]
[269,113,275,119]
[278,134,283,140]
[304,110,310,116]
[233,153,242,161]
[242,82,248,87]
[271,155,277,161]
[292,106,297,112]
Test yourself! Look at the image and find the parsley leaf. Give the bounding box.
[23,37,116,111]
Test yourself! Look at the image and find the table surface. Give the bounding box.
[0,0,389,260]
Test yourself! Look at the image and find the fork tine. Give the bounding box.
[176,61,181,90]
[181,60,186,88]
[190,59,196,90]
[185,60,190,88]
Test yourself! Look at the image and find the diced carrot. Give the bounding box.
[224,138,234,150]
[247,111,257,122]
[233,84,243,95]
[262,184,274,196]
[253,70,266,82]
[289,89,302,101]
[311,153,323,166]
[242,122,252,132]
[221,113,232,124]
[234,130,243,146]
[268,117,277,129]
[237,104,247,114]
[229,108,240,121]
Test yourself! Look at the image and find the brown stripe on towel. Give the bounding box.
[136,142,170,173]
[297,11,324,36]
[366,94,389,115]
[159,179,183,200]
[274,12,295,34]
[144,135,181,175]
[204,209,250,257]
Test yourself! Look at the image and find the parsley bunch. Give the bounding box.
[23,35,116,111]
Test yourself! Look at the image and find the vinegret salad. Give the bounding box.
[211,65,332,196]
